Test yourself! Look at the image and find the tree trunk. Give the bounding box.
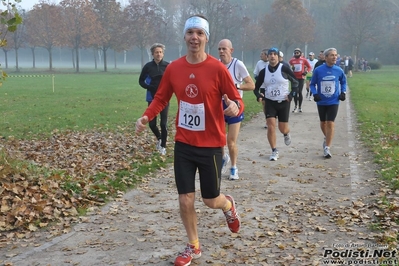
[354,44,360,71]
[15,49,19,72]
[114,50,117,69]
[93,48,97,70]
[252,50,256,69]
[140,48,144,68]
[72,49,75,69]
[75,47,80,73]
[47,47,53,71]
[103,47,107,72]
[31,47,36,68]
[3,50,8,69]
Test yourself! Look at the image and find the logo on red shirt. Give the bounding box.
[185,84,198,98]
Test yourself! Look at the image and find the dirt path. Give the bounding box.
[3,93,385,266]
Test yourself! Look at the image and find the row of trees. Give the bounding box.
[0,0,23,82]
[2,0,399,72]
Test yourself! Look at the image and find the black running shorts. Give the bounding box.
[317,104,339,122]
[265,98,290,122]
[174,141,223,199]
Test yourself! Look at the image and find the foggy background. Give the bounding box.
[3,0,398,72]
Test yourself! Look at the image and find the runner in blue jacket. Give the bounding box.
[310,48,347,159]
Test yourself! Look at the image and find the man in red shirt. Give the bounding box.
[289,48,312,113]
[135,14,243,266]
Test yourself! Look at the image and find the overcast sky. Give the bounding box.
[17,0,59,10]
[17,0,129,11]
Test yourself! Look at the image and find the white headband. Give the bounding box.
[183,16,210,39]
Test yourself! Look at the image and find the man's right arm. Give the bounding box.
[253,68,265,101]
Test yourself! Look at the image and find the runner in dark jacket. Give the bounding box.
[138,43,170,155]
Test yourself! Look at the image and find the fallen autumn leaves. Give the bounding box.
[0,124,398,265]
[0,127,166,246]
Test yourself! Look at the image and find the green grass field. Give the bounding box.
[348,66,399,188]
[1,72,262,139]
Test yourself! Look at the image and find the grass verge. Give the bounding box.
[349,66,399,245]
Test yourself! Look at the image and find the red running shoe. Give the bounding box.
[223,195,241,233]
[174,243,201,266]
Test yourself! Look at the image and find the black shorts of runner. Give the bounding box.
[174,141,223,199]
[317,104,339,122]
[264,98,290,122]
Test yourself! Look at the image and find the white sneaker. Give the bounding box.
[292,106,297,113]
[221,153,230,174]
[159,147,166,156]
[309,97,312,101]
[324,146,331,158]
[156,139,161,151]
[228,167,239,180]
[284,134,291,146]
[270,150,279,161]
[298,108,303,113]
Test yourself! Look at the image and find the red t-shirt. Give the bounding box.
[143,55,244,148]
[289,57,312,80]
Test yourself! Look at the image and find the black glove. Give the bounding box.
[302,72,307,76]
[313,94,321,102]
[291,66,295,71]
[339,92,346,101]
[288,91,296,102]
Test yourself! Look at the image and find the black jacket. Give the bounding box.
[314,59,325,69]
[138,59,169,98]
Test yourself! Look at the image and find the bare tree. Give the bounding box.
[124,0,166,67]
[187,0,242,52]
[10,15,26,72]
[92,0,123,72]
[263,0,315,53]
[158,0,192,58]
[25,3,62,71]
[338,0,383,67]
[375,0,399,64]
[58,0,102,72]
[241,17,271,68]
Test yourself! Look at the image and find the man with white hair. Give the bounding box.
[136,14,243,266]
[138,43,169,155]
[310,48,347,158]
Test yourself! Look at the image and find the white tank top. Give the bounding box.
[263,64,290,102]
